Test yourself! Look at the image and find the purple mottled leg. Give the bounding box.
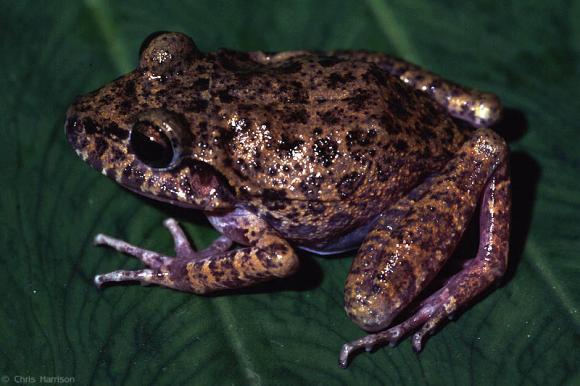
[340,128,510,368]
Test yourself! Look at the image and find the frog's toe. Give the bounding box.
[94,268,158,288]
[94,233,173,268]
[162,218,233,259]
[163,218,196,258]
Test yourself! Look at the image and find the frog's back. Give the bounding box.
[202,50,469,207]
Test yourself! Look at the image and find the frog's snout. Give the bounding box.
[64,102,85,150]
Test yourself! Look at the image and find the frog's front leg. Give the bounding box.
[94,209,299,293]
[340,128,510,367]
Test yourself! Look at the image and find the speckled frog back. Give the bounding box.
[192,50,469,205]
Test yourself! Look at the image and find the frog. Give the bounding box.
[64,32,510,368]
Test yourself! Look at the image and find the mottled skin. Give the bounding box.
[65,32,510,367]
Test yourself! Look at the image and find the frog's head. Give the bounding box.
[65,32,234,211]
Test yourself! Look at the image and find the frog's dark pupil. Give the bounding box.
[130,120,174,168]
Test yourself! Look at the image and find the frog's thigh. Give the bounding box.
[341,128,509,365]
[332,51,501,127]
[96,210,299,294]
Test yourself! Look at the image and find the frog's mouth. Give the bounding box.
[118,158,236,212]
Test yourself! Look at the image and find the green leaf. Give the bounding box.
[1,0,579,385]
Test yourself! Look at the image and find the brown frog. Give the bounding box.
[65,32,510,367]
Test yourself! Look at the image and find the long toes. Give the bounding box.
[163,218,196,258]
[94,269,156,288]
[94,233,173,268]
[412,310,447,352]
[338,326,403,368]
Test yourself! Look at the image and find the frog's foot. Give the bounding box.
[94,210,299,294]
[340,250,507,367]
[340,128,510,368]
[93,218,233,288]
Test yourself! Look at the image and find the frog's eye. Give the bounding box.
[130,120,177,169]
[139,32,200,76]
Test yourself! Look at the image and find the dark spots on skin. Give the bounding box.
[277,61,302,74]
[299,173,324,198]
[268,241,289,255]
[110,146,124,163]
[376,158,396,182]
[190,98,209,113]
[328,73,344,88]
[218,89,234,103]
[285,81,309,104]
[387,95,411,121]
[251,160,262,171]
[83,118,98,135]
[286,108,309,124]
[122,165,133,180]
[394,140,409,152]
[327,72,355,89]
[346,128,377,148]
[277,134,304,156]
[313,137,338,167]
[262,188,288,201]
[118,100,132,114]
[318,56,341,67]
[94,137,108,157]
[124,80,136,97]
[307,201,326,215]
[106,122,129,139]
[318,110,340,125]
[337,172,362,198]
[347,90,371,111]
[267,166,278,176]
[421,102,441,127]
[99,94,114,105]
[418,125,437,141]
[378,113,400,134]
[192,78,210,91]
[238,103,257,112]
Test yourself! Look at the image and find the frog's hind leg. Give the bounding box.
[93,211,299,293]
[340,128,510,368]
[333,51,502,128]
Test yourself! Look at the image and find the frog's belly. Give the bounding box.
[297,214,380,255]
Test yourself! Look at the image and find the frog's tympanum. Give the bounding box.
[65,32,510,367]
